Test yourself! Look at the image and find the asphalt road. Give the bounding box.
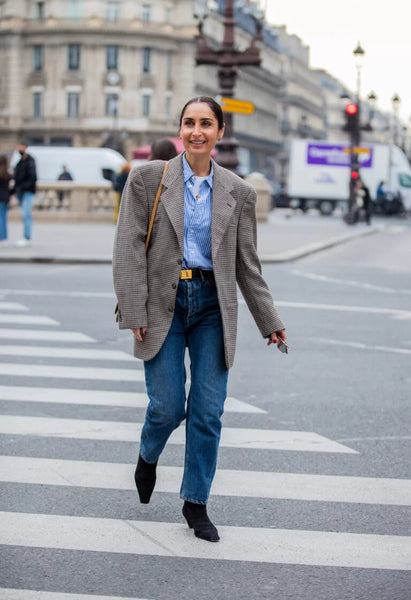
[0,217,410,600]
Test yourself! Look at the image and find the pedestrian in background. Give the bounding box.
[13,141,37,246]
[113,96,286,543]
[355,178,372,225]
[112,162,131,223]
[57,165,73,208]
[0,154,11,247]
[148,138,178,161]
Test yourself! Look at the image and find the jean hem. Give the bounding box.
[180,495,207,505]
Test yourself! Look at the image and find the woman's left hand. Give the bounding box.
[267,329,286,346]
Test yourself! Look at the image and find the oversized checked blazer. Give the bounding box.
[113,153,284,369]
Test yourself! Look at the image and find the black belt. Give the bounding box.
[180,268,214,281]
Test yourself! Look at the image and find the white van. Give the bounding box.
[287,140,411,214]
[11,146,127,184]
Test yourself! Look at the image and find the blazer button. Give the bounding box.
[172,283,177,289]
[168,306,174,312]
[177,258,182,265]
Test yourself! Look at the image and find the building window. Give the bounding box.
[164,7,172,22]
[165,93,172,118]
[107,45,118,70]
[165,51,172,79]
[106,93,118,116]
[34,1,45,19]
[33,45,43,71]
[142,4,151,23]
[67,92,80,118]
[67,0,81,19]
[106,1,119,22]
[68,44,80,70]
[33,91,42,118]
[142,47,151,74]
[142,91,152,117]
[51,137,72,146]
[0,3,5,19]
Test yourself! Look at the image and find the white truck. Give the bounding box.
[11,146,127,184]
[287,139,411,215]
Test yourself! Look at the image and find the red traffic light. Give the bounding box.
[351,170,359,179]
[345,103,358,115]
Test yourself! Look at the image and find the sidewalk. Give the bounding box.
[0,210,382,264]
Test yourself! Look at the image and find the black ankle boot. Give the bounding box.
[182,501,220,542]
[134,454,158,504]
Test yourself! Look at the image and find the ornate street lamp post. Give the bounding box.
[353,42,365,146]
[366,90,377,130]
[346,42,365,222]
[391,93,401,146]
[191,0,264,172]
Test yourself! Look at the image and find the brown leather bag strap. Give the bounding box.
[145,161,169,252]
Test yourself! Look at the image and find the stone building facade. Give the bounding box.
[2,0,393,179]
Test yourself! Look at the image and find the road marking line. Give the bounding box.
[311,337,411,355]
[291,269,411,296]
[2,288,113,298]
[0,511,409,570]
[0,345,137,361]
[0,314,59,325]
[0,590,151,600]
[1,456,408,505]
[0,386,265,414]
[0,302,28,311]
[0,329,95,342]
[0,363,144,381]
[0,415,357,452]
[275,301,411,321]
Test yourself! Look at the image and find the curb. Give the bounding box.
[0,225,383,266]
[260,225,381,263]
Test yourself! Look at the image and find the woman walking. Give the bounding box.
[113,96,286,542]
[0,155,11,246]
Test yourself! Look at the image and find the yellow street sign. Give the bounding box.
[343,147,371,154]
[219,97,255,115]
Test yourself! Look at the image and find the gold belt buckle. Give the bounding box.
[180,269,192,280]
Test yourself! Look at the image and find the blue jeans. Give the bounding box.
[17,192,34,240]
[140,275,229,504]
[0,202,7,240]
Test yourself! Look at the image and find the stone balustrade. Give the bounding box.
[8,182,117,222]
[8,177,271,223]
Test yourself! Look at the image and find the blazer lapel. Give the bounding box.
[159,155,185,252]
[211,161,236,259]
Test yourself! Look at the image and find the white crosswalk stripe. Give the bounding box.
[1,511,409,570]
[0,314,59,325]
[0,363,145,381]
[1,456,409,505]
[0,302,29,311]
[0,385,266,414]
[0,328,95,342]
[0,590,152,600]
[0,303,409,586]
[0,345,137,361]
[0,414,356,452]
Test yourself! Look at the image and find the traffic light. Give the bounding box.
[344,102,359,134]
[350,169,359,180]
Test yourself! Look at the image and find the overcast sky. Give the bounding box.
[265,0,410,121]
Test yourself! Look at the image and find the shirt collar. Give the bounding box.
[182,153,213,188]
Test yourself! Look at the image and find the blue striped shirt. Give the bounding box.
[182,153,213,270]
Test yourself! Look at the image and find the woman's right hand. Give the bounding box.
[131,327,147,342]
